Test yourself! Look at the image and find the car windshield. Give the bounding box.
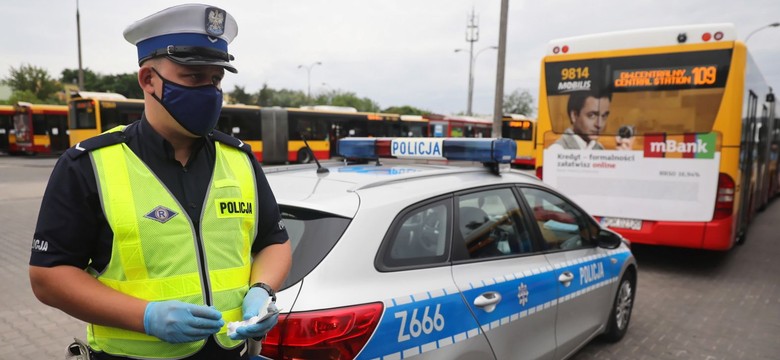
[279,206,351,289]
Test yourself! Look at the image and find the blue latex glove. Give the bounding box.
[144,300,224,343]
[229,287,279,340]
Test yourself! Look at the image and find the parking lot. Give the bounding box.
[1,155,778,360]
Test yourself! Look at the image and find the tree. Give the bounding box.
[60,69,144,99]
[60,68,101,91]
[383,105,430,115]
[102,73,144,99]
[256,83,275,106]
[503,89,535,117]
[3,64,61,103]
[249,84,382,111]
[325,91,380,112]
[256,87,308,108]
[8,90,49,104]
[228,85,254,105]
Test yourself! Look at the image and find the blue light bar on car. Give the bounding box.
[338,137,517,163]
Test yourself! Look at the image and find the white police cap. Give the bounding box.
[123,3,239,73]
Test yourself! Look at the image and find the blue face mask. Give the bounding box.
[151,68,223,137]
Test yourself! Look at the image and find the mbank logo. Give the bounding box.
[644,133,716,159]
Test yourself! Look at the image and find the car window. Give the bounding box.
[518,188,599,251]
[455,188,533,259]
[279,206,351,289]
[378,198,451,270]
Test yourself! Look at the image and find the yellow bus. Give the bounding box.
[11,102,69,155]
[67,95,401,164]
[221,105,402,163]
[68,92,144,146]
[535,23,776,251]
[502,114,536,168]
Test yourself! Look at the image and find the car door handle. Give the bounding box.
[473,291,502,313]
[558,271,574,287]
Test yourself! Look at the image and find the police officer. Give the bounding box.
[29,4,292,359]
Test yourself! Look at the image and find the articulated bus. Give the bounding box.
[426,114,493,138]
[0,105,13,154]
[11,102,69,155]
[535,23,776,251]
[67,95,407,164]
[222,106,403,163]
[502,114,537,168]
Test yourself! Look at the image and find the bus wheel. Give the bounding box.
[297,148,312,164]
[602,269,635,342]
[736,228,747,245]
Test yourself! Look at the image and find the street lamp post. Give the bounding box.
[76,0,84,91]
[745,22,780,43]
[297,61,322,99]
[456,46,497,116]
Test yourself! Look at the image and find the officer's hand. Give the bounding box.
[143,300,224,343]
[229,287,279,340]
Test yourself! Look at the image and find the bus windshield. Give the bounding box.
[69,100,97,130]
[543,49,731,138]
[503,120,534,141]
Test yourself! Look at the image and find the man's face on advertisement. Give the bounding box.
[570,96,610,142]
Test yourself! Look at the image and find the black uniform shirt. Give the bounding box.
[30,116,289,360]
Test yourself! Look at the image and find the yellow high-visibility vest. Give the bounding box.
[86,128,257,358]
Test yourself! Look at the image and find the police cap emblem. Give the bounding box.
[145,206,178,224]
[205,7,226,36]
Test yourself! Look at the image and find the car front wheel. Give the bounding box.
[602,271,635,342]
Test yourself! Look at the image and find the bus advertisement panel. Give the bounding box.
[536,24,775,250]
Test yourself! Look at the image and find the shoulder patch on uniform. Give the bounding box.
[65,131,128,159]
[209,130,253,155]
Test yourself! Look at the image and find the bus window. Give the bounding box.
[0,106,12,153]
[100,101,143,130]
[451,125,464,137]
[290,116,329,141]
[398,115,429,137]
[503,120,534,141]
[33,115,48,135]
[222,107,261,139]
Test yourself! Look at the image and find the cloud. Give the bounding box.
[3,0,778,115]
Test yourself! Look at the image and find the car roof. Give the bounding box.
[265,160,543,218]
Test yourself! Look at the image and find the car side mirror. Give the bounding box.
[596,229,623,249]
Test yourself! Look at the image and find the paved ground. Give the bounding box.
[1,155,779,359]
[571,201,780,359]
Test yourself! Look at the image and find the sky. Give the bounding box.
[3,0,780,116]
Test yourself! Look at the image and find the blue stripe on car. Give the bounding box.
[356,249,631,360]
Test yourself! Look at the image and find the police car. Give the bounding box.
[256,137,637,360]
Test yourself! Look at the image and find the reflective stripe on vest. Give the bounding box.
[87,132,256,358]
